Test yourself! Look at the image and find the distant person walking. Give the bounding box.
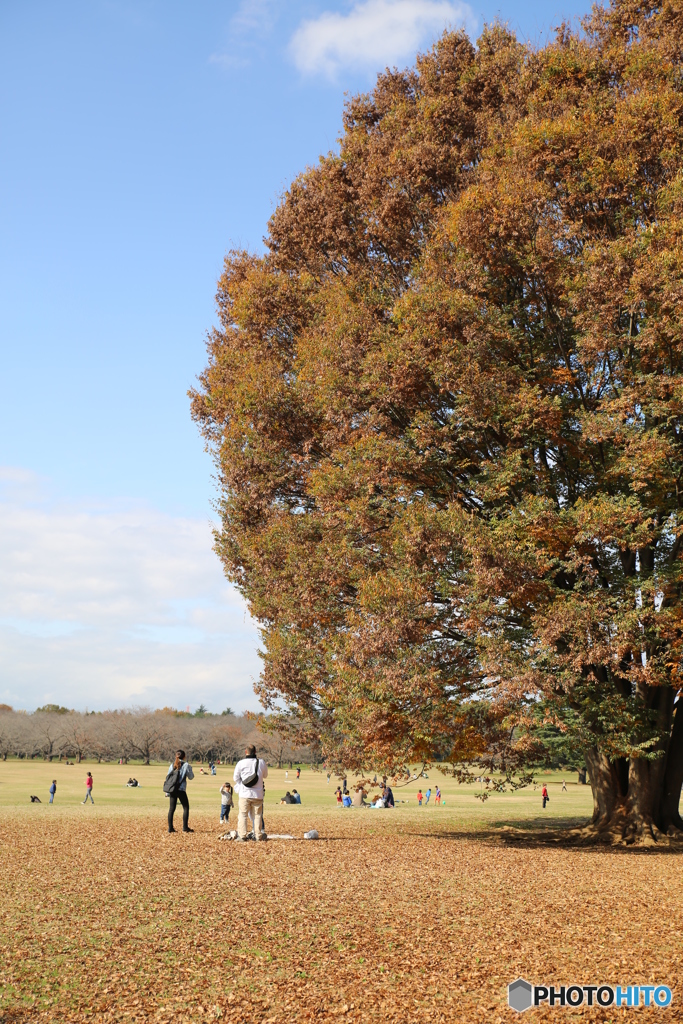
[233,745,268,842]
[561,779,567,792]
[166,750,194,833]
[82,772,94,804]
[220,782,233,824]
[296,767,301,779]
[542,784,549,809]
[49,780,57,804]
[417,789,423,806]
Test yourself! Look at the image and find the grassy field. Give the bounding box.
[0,760,594,824]
[1,761,682,1023]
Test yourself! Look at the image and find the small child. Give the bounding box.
[425,787,431,804]
[336,787,343,806]
[220,782,233,823]
[435,786,441,805]
[417,789,423,806]
[49,780,57,804]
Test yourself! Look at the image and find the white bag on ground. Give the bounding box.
[303,829,319,840]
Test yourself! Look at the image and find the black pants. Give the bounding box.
[168,791,189,831]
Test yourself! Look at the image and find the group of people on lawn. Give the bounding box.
[335,782,395,808]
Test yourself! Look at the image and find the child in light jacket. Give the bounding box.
[220,782,233,823]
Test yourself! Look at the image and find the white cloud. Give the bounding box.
[209,0,279,69]
[230,0,279,35]
[289,0,476,78]
[0,469,262,712]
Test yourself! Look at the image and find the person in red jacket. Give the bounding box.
[417,789,423,806]
[83,772,94,804]
[542,784,549,809]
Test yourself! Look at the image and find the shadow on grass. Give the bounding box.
[406,817,683,853]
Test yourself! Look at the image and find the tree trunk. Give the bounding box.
[583,694,683,844]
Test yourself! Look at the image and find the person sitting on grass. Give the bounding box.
[383,785,394,808]
[342,793,352,807]
[351,787,368,807]
[292,789,301,804]
[281,791,296,804]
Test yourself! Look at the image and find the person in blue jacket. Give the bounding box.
[49,780,56,803]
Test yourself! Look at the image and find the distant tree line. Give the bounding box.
[0,705,312,767]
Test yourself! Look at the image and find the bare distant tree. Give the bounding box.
[12,714,37,760]
[259,730,294,770]
[0,710,21,761]
[0,707,311,765]
[157,715,193,766]
[61,713,93,763]
[88,714,119,762]
[32,712,65,761]
[111,708,168,765]
[210,721,244,764]
[187,719,215,764]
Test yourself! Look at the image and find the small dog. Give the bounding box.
[30,795,42,803]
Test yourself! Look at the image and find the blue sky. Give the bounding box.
[0,0,589,712]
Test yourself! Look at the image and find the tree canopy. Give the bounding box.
[192,0,683,840]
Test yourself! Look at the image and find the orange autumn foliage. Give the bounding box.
[192,1,683,839]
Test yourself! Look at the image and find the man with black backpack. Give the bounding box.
[233,745,268,842]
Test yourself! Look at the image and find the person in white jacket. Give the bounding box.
[233,745,268,841]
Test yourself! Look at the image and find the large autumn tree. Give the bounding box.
[192,0,683,842]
